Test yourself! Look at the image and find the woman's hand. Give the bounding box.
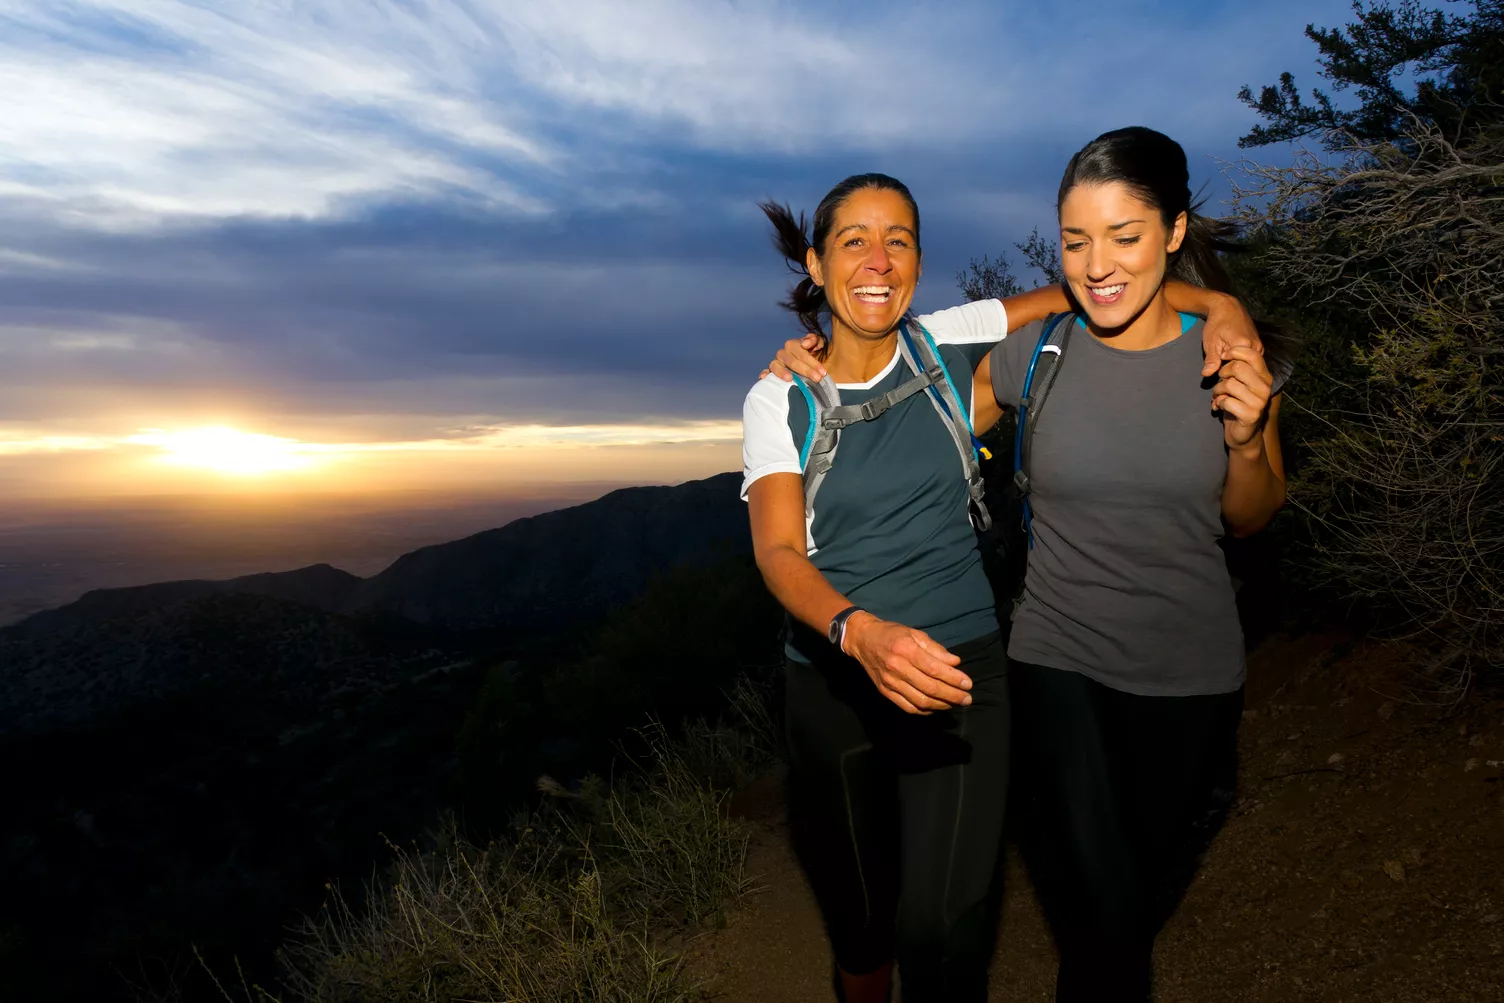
[841,612,973,715]
[1212,346,1275,451]
[1198,294,1263,388]
[761,333,829,382]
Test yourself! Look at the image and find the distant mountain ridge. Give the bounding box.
[0,472,749,732]
[4,471,747,640]
[3,563,363,641]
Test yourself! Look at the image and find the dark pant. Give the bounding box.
[1010,660,1243,1003]
[784,631,1010,1003]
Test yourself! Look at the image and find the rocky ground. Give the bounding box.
[692,632,1504,1001]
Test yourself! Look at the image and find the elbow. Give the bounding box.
[1227,488,1286,538]
[752,540,799,578]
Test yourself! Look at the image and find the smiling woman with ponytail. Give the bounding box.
[744,173,1014,1003]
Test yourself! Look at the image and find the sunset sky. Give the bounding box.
[0,0,1354,499]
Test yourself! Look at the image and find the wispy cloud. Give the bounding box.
[0,419,742,457]
[0,0,1030,225]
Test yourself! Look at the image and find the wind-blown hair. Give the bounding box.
[1059,126,1295,375]
[759,173,921,340]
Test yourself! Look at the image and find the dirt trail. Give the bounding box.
[690,634,1504,1001]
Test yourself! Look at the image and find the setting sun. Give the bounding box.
[128,427,319,476]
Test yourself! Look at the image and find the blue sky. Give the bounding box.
[0,0,1358,496]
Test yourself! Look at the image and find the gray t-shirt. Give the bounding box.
[990,314,1252,695]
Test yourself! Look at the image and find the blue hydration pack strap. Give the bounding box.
[789,372,820,469]
[1013,313,1073,549]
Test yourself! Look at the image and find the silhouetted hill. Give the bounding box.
[3,562,363,641]
[0,591,457,733]
[5,473,749,647]
[348,471,749,631]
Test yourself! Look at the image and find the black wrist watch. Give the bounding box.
[827,605,866,649]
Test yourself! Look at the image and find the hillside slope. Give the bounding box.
[348,471,749,631]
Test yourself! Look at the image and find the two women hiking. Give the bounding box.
[741,126,1291,1002]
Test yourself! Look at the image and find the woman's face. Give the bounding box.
[1058,181,1186,331]
[807,187,922,338]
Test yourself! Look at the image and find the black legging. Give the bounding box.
[1010,660,1243,1002]
[784,630,1010,1002]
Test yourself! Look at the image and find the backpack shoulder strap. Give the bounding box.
[1011,312,1075,545]
[897,319,993,532]
[790,372,842,518]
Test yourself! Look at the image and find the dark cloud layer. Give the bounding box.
[0,0,1357,435]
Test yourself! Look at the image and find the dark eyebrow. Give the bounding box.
[834,222,916,240]
[1062,219,1147,235]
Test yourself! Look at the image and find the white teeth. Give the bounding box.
[853,285,892,295]
[1090,284,1125,296]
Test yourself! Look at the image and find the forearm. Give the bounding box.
[754,543,857,635]
[1221,439,1286,537]
[1164,280,1234,318]
[998,285,1071,332]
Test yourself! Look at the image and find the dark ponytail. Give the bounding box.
[758,202,828,339]
[759,173,921,347]
[1058,127,1295,375]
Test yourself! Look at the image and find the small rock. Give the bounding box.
[1378,702,1396,721]
[1483,914,1500,925]
[1470,733,1485,748]
[1383,860,1406,883]
[1328,753,1345,765]
[1406,847,1423,867]
[1459,723,1469,736]
[1287,733,1302,741]
[1465,758,1481,772]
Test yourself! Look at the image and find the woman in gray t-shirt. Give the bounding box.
[971,126,1292,1002]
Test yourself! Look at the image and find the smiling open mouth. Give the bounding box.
[852,285,893,304]
[1086,283,1126,305]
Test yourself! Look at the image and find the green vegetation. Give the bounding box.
[274,724,758,1003]
[1233,0,1502,684]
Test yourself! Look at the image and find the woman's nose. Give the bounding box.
[1086,244,1113,281]
[866,241,892,272]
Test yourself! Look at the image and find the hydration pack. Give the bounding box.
[789,317,992,533]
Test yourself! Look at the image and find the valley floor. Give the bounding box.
[690,633,1504,1002]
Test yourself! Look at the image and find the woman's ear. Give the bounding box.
[1166,211,1188,254]
[805,246,824,287]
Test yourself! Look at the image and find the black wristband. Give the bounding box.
[827,605,865,649]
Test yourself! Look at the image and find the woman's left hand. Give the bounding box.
[1212,346,1275,450]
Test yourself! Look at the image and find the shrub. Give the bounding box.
[263,709,760,1002]
[1232,109,1503,684]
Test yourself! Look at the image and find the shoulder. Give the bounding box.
[987,317,1051,408]
[743,372,803,413]
[741,375,806,499]
[915,299,1008,345]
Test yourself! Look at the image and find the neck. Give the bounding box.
[825,316,899,383]
[1085,286,1182,351]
